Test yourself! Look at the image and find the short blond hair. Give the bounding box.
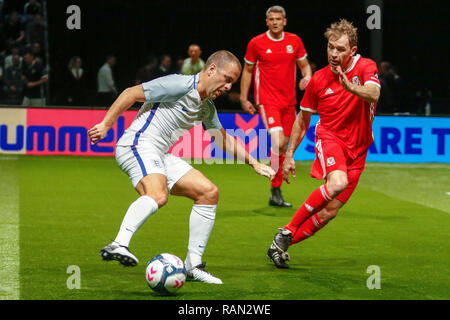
[266,5,286,18]
[324,19,358,48]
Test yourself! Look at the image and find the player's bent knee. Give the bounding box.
[146,192,168,208]
[199,183,219,204]
[326,176,348,197]
[206,184,220,202]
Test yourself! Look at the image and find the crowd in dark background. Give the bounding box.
[0,0,448,115]
[0,0,47,105]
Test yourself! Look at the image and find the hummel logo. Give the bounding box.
[325,88,333,95]
[266,49,272,54]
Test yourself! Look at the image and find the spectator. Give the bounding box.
[377,61,395,113]
[378,61,409,113]
[134,55,158,85]
[97,55,117,106]
[3,11,25,46]
[30,42,42,63]
[22,49,48,106]
[65,56,86,105]
[0,1,4,23]
[155,54,173,78]
[3,54,24,104]
[4,44,23,70]
[25,14,45,46]
[24,0,42,16]
[180,44,205,75]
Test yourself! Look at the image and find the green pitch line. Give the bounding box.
[1,154,448,300]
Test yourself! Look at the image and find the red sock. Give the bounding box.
[284,184,332,234]
[291,214,327,245]
[270,151,285,188]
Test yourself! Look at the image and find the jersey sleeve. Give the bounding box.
[142,74,192,103]
[202,101,223,131]
[361,60,381,88]
[296,36,308,61]
[299,75,318,113]
[244,38,258,65]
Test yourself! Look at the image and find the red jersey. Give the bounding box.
[300,54,381,159]
[244,31,307,107]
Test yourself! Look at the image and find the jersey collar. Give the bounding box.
[330,54,361,74]
[344,54,360,73]
[266,30,284,42]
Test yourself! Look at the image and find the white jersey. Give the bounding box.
[117,73,222,153]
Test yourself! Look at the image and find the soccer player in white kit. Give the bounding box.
[88,50,275,284]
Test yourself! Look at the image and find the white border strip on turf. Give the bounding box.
[0,155,20,300]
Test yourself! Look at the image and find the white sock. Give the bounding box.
[114,195,159,247]
[185,204,217,270]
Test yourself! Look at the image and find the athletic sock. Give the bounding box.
[270,151,285,188]
[114,195,159,248]
[284,184,332,233]
[185,204,217,270]
[291,214,328,245]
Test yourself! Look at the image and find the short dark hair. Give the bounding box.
[204,50,242,71]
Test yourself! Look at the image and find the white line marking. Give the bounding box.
[0,157,20,300]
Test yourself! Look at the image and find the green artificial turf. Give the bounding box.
[1,155,449,300]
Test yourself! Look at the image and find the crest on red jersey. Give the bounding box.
[326,157,335,166]
[286,45,293,53]
[352,76,360,85]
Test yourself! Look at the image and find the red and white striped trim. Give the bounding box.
[315,139,327,179]
[255,62,261,105]
[297,53,308,61]
[259,104,268,129]
[268,127,283,135]
[300,106,316,113]
[320,185,332,201]
[364,80,381,88]
[244,57,255,65]
[312,215,323,228]
[266,30,285,42]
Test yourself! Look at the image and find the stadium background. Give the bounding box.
[2,0,448,113]
[0,0,449,303]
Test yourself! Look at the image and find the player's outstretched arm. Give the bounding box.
[215,128,275,180]
[283,110,312,184]
[88,85,146,144]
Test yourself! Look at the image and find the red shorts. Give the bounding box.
[258,104,296,136]
[311,136,367,203]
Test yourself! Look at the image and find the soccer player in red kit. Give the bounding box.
[240,5,313,207]
[267,19,381,268]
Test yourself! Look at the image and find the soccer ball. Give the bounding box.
[145,253,187,295]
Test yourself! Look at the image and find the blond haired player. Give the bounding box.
[267,19,381,268]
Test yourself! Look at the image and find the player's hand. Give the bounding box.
[282,155,296,184]
[252,162,276,181]
[299,76,311,91]
[240,98,257,115]
[88,122,110,145]
[336,66,354,93]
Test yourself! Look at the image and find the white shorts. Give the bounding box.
[115,145,193,190]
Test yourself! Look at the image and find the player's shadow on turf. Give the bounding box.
[293,258,358,268]
[252,207,295,217]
